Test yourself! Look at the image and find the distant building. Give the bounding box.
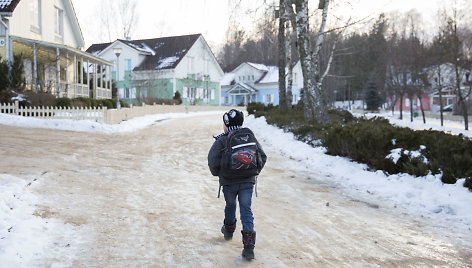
[388,63,472,113]
[426,63,471,113]
[0,0,112,98]
[86,34,224,105]
[220,61,304,106]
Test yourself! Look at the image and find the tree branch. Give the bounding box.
[320,33,339,85]
[313,0,331,58]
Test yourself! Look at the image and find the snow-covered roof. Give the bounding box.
[258,66,279,84]
[227,83,257,93]
[226,62,282,86]
[221,73,235,86]
[0,0,19,12]
[87,34,201,71]
[247,62,269,72]
[125,42,156,56]
[426,63,470,85]
[156,56,179,69]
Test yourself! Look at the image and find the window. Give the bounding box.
[126,59,132,70]
[185,87,196,100]
[252,75,254,80]
[30,0,41,32]
[293,73,297,83]
[405,98,410,107]
[54,7,63,37]
[264,94,273,104]
[111,60,116,72]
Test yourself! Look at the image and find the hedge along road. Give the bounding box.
[1,113,471,267]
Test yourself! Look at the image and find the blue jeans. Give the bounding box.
[222,182,254,231]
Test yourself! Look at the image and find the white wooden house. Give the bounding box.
[221,61,304,106]
[86,34,224,105]
[0,0,112,99]
[427,63,471,113]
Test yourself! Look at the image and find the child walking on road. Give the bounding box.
[208,109,267,260]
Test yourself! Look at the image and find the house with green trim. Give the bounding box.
[86,34,223,105]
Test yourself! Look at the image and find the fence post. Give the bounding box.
[15,100,19,115]
[103,107,107,123]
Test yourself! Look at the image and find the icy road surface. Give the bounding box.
[1,113,471,267]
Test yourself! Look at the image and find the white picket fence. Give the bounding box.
[0,101,106,122]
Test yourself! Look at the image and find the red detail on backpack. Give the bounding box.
[237,152,252,165]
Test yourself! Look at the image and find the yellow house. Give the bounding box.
[0,0,112,99]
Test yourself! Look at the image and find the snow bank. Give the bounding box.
[0,111,222,134]
[245,115,472,232]
[334,100,364,110]
[357,111,472,138]
[0,175,87,267]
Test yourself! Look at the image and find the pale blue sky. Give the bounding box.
[71,0,462,51]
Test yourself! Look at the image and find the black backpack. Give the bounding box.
[220,128,262,179]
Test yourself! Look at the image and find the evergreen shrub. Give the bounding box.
[72,97,91,107]
[250,104,472,191]
[247,102,265,115]
[55,98,71,107]
[173,91,182,104]
[0,57,9,91]
[90,98,98,107]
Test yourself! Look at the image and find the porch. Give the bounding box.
[224,83,257,106]
[11,36,113,99]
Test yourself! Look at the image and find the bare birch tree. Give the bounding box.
[285,0,334,124]
[277,0,288,110]
[439,3,471,130]
[99,0,139,42]
[118,0,138,39]
[285,18,294,108]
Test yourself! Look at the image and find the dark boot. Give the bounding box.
[241,230,256,260]
[221,220,236,240]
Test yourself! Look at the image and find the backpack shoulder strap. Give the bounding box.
[225,128,240,147]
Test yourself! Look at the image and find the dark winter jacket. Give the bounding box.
[208,128,267,186]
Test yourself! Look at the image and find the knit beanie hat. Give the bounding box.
[223,109,244,128]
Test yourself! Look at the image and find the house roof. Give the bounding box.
[86,34,201,71]
[257,66,279,84]
[86,42,112,56]
[227,83,257,94]
[67,0,85,48]
[221,73,236,86]
[231,62,281,85]
[247,62,270,72]
[0,0,20,13]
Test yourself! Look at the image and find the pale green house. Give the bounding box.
[86,34,224,105]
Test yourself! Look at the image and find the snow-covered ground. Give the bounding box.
[245,115,472,232]
[0,111,222,134]
[355,110,472,137]
[0,174,91,266]
[1,110,471,265]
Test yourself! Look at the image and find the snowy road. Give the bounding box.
[1,113,471,267]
